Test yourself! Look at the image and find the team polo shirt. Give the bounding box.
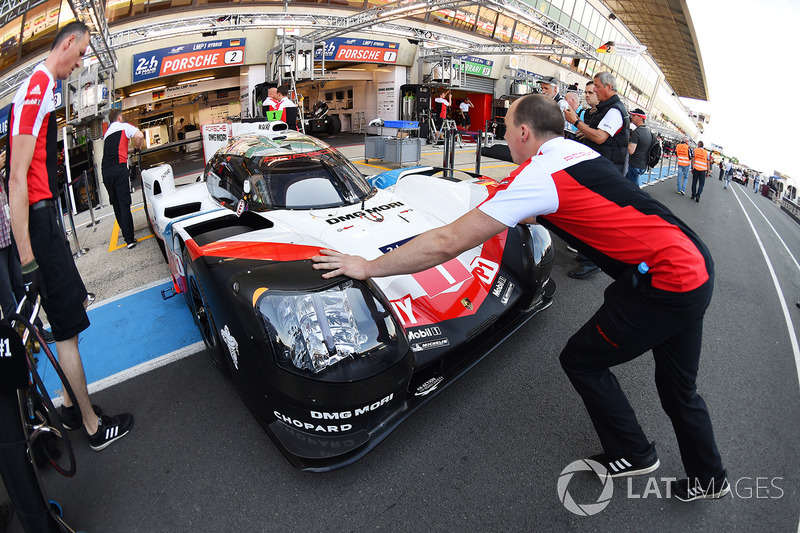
[102,121,139,170]
[478,137,711,292]
[9,63,58,204]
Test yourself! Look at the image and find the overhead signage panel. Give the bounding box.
[315,38,399,64]
[133,39,246,83]
[454,55,493,77]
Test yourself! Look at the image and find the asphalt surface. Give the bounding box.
[2,142,800,532]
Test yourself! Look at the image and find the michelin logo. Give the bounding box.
[411,338,450,352]
[408,326,442,340]
[220,325,239,369]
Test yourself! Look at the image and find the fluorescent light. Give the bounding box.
[338,68,366,71]
[129,85,166,96]
[380,3,426,18]
[178,77,215,85]
[252,18,315,26]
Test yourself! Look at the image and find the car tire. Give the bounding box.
[183,248,230,376]
[141,185,167,261]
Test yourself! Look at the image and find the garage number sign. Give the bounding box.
[133,39,246,83]
[315,38,399,64]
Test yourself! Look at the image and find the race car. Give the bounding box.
[141,121,555,471]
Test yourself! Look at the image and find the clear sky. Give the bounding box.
[683,0,800,178]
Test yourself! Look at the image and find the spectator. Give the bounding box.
[537,76,571,135]
[626,108,654,186]
[564,92,580,140]
[690,141,709,202]
[563,72,631,279]
[312,94,729,502]
[102,109,144,249]
[675,137,691,195]
[564,71,630,176]
[8,21,133,450]
[577,81,599,129]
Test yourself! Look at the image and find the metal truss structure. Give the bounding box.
[0,0,596,99]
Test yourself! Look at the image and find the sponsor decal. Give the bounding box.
[219,325,239,369]
[501,282,514,306]
[28,85,41,96]
[272,393,395,433]
[461,297,473,310]
[492,276,507,298]
[274,411,352,433]
[408,326,442,340]
[411,338,450,352]
[325,202,405,225]
[207,133,227,142]
[414,376,444,396]
[309,393,394,419]
[22,98,41,107]
[391,295,417,325]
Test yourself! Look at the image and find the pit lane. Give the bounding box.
[4,140,799,532]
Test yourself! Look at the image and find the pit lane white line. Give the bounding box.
[51,341,206,408]
[730,184,800,391]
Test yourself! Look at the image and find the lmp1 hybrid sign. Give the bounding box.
[133,39,246,83]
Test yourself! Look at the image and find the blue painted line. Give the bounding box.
[38,283,201,399]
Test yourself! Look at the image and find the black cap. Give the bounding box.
[567,83,579,92]
[537,76,559,86]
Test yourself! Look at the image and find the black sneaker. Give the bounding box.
[671,471,731,501]
[60,404,103,430]
[589,441,660,478]
[127,241,137,249]
[88,413,134,451]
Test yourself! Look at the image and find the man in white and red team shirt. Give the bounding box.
[8,21,134,451]
[312,94,729,502]
[102,109,143,248]
[276,84,298,130]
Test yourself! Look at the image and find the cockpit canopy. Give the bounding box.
[205,133,372,211]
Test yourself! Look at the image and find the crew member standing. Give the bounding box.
[626,108,654,186]
[312,94,729,502]
[675,138,691,195]
[8,21,133,450]
[103,109,144,249]
[691,141,709,203]
[276,85,298,130]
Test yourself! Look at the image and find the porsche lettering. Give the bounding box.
[325,202,404,224]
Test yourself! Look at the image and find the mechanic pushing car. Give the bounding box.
[313,93,729,502]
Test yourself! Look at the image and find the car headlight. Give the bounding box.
[255,281,406,380]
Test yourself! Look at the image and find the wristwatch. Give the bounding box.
[573,119,582,127]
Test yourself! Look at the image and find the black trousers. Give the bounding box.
[691,169,707,198]
[559,265,724,483]
[103,165,135,245]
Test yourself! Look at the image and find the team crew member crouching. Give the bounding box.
[8,21,133,451]
[312,94,729,502]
